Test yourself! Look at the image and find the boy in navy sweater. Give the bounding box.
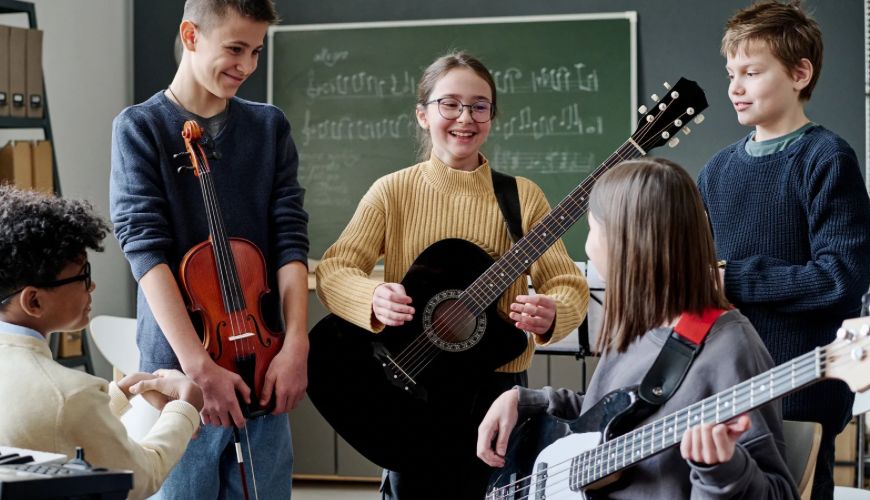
[110,0,309,497]
[698,2,870,498]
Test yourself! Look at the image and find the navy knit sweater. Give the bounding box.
[698,125,870,431]
[110,91,309,370]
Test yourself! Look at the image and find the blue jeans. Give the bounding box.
[150,413,293,499]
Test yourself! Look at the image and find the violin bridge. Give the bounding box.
[228,332,255,341]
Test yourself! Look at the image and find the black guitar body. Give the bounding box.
[308,239,529,472]
[486,386,654,497]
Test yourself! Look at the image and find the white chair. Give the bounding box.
[834,486,870,499]
[88,315,160,441]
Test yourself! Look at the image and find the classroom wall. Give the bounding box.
[134,0,866,182]
[0,0,134,379]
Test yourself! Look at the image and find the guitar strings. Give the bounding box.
[391,99,687,379]
[485,340,863,500]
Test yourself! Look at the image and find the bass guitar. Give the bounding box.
[485,317,870,499]
[307,78,709,472]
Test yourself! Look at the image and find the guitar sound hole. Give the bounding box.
[423,290,487,352]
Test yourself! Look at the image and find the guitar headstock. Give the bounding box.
[631,77,708,153]
[825,317,870,393]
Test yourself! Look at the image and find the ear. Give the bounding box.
[180,20,197,51]
[18,287,45,319]
[415,104,429,130]
[791,58,813,92]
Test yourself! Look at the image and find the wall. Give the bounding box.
[0,0,134,379]
[135,0,866,184]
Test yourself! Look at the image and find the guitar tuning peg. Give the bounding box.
[860,324,870,337]
[638,104,648,114]
[663,81,671,90]
[681,126,692,136]
[693,114,705,124]
[686,107,695,116]
[837,327,855,341]
[668,137,680,148]
[651,93,660,102]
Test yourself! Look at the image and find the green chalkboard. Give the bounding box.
[268,14,636,259]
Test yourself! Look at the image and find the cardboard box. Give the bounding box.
[834,418,858,486]
[57,330,83,358]
[0,141,33,188]
[30,140,53,193]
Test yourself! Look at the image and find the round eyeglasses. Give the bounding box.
[424,97,495,123]
[0,262,92,304]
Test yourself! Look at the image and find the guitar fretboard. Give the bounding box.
[568,348,822,491]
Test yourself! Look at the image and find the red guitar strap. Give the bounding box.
[638,308,728,407]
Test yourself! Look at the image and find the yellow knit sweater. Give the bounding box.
[316,155,589,372]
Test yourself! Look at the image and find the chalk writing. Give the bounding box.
[313,48,349,67]
[491,146,597,175]
[492,104,604,140]
[306,70,417,99]
[300,110,416,146]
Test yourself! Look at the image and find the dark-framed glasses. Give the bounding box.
[0,262,92,304]
[425,97,494,123]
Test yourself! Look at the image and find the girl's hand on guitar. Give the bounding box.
[372,283,415,326]
[510,294,556,336]
[188,358,251,429]
[477,388,520,468]
[680,414,751,465]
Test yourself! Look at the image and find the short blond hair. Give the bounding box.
[721,0,822,101]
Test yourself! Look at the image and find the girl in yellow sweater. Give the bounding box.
[315,52,588,499]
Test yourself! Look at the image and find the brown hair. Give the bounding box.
[721,0,822,101]
[183,0,280,33]
[415,51,498,161]
[589,158,730,353]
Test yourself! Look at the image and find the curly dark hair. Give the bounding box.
[0,185,109,304]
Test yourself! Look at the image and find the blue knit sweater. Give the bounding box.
[110,91,309,370]
[698,125,870,431]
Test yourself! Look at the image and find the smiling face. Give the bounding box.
[185,9,268,101]
[726,41,811,140]
[415,68,493,171]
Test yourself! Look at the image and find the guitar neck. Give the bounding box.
[572,348,824,490]
[460,140,643,313]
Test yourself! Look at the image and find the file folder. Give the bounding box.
[31,140,53,193]
[0,26,10,117]
[8,27,26,118]
[25,29,43,119]
[0,141,33,188]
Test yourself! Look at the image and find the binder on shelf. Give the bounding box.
[8,27,27,118]
[0,141,33,188]
[0,26,10,117]
[30,140,53,193]
[25,28,43,119]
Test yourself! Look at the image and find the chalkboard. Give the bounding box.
[268,13,637,258]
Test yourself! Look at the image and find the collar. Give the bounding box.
[422,153,495,197]
[0,320,46,341]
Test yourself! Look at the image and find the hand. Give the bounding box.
[259,335,309,414]
[186,359,251,429]
[510,294,556,336]
[372,283,415,327]
[128,369,204,413]
[477,388,520,467]
[680,414,751,465]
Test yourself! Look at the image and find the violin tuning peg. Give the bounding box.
[638,104,648,115]
[663,81,671,90]
[693,114,705,124]
[211,150,222,160]
[176,165,194,174]
[172,151,190,160]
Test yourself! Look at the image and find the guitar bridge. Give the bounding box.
[372,343,426,399]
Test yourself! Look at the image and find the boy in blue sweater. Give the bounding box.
[110,0,309,498]
[698,2,870,499]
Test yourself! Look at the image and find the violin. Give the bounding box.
[177,120,283,419]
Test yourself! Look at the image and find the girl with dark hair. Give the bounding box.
[477,159,799,499]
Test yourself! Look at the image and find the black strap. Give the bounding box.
[490,169,523,243]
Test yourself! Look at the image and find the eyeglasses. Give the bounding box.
[424,97,495,123]
[0,262,92,304]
